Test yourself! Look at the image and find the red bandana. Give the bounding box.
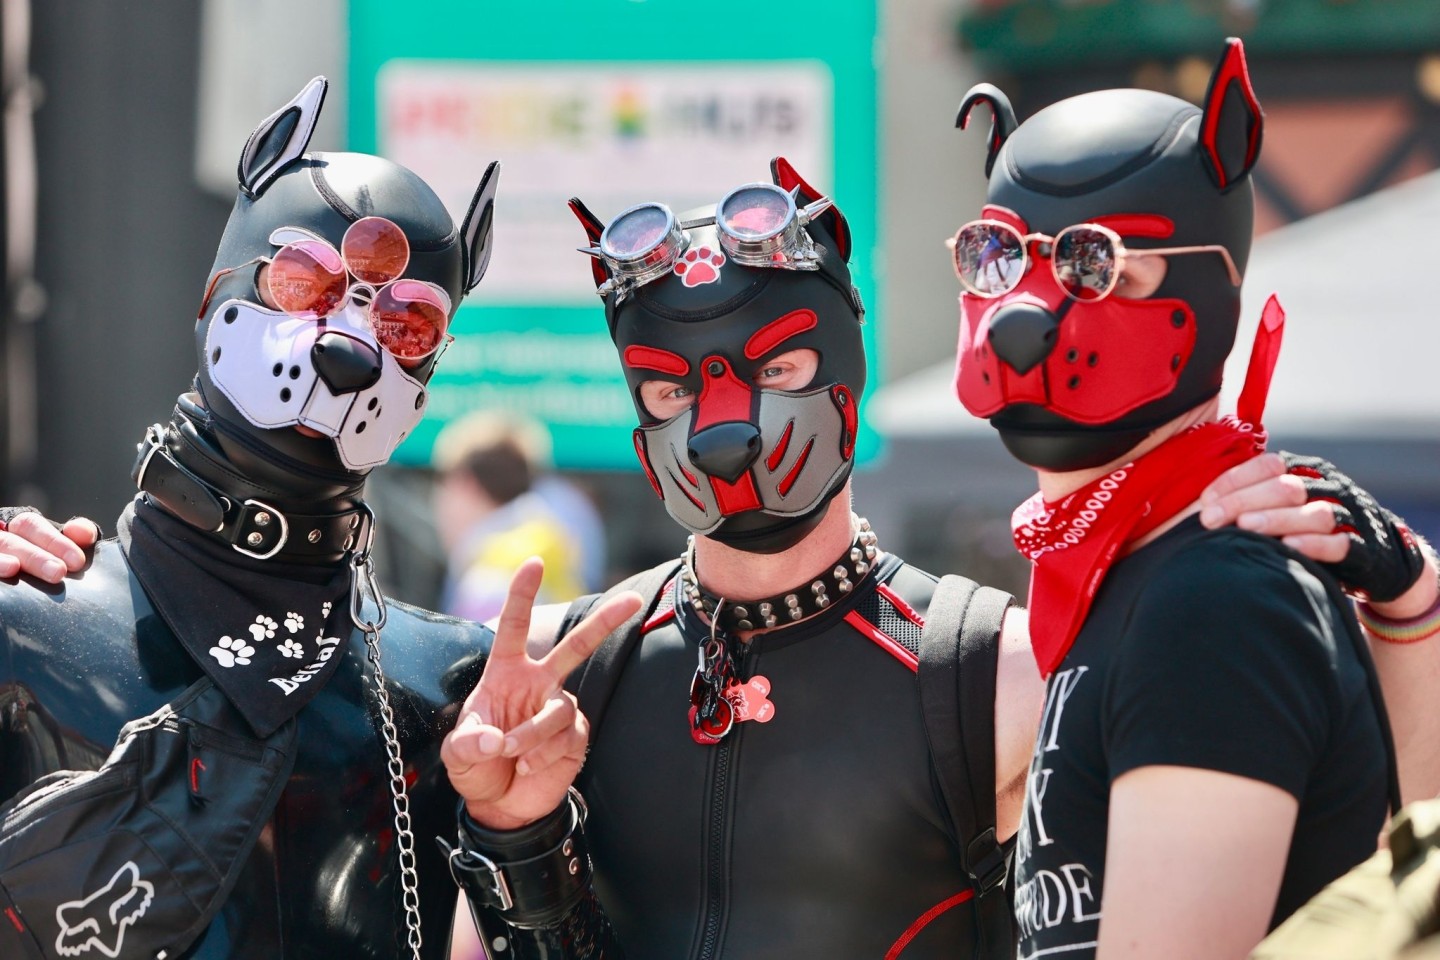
[1014,296,1286,678]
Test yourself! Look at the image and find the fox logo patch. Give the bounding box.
[54,861,155,958]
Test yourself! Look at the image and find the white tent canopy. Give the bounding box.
[872,170,1440,441]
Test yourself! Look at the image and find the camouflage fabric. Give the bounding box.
[1251,799,1440,959]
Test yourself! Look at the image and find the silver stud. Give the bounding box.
[492,937,509,953]
[789,607,804,621]
[785,594,800,608]
[850,547,863,563]
[246,532,264,547]
[254,511,271,527]
[307,529,322,544]
[855,561,869,576]
[816,596,830,608]
[838,579,852,593]
[833,565,847,580]
[568,858,580,875]
[811,581,826,596]
[764,616,777,627]
[349,514,361,529]
[759,602,773,617]
[733,605,748,619]
[562,839,573,856]
[342,535,354,551]
[737,619,754,631]
[865,544,877,560]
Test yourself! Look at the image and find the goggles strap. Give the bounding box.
[133,424,370,561]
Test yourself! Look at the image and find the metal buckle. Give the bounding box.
[132,424,165,491]
[447,845,515,912]
[232,498,289,560]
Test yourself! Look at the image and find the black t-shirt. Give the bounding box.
[1013,518,1388,960]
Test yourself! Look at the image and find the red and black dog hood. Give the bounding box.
[955,38,1263,471]
[571,159,866,554]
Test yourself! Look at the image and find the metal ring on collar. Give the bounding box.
[232,498,289,560]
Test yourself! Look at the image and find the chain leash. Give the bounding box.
[349,509,424,960]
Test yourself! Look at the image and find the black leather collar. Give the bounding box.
[680,517,879,633]
[132,424,369,562]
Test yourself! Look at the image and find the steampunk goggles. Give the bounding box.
[588,182,835,299]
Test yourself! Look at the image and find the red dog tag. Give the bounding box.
[726,675,775,724]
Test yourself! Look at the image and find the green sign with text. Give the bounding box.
[349,1,879,469]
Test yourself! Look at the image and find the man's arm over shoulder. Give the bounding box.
[994,606,1042,842]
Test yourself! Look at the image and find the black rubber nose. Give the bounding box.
[988,302,1060,375]
[688,422,763,484]
[312,332,383,394]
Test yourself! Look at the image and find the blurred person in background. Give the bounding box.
[432,409,599,623]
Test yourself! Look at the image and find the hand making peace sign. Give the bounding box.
[441,557,643,831]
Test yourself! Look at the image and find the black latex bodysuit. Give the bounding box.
[0,538,495,959]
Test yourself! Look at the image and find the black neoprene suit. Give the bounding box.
[572,554,993,960]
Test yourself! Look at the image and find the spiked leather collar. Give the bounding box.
[679,516,879,633]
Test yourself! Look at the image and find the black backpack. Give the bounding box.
[0,678,297,960]
[561,561,1018,959]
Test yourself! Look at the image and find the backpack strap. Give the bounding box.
[563,559,682,743]
[918,573,1016,959]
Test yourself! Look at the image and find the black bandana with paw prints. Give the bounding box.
[118,499,354,736]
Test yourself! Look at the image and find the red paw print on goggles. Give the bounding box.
[583,182,835,302]
[198,216,454,362]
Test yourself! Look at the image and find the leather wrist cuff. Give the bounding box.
[443,789,593,927]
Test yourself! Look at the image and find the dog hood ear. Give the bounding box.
[956,83,1018,179]
[459,161,501,293]
[237,76,328,199]
[569,196,611,289]
[1199,37,1264,192]
[771,156,851,262]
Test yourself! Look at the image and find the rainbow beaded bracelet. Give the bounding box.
[1357,587,1440,645]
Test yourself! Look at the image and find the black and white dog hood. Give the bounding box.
[571,158,866,553]
[954,39,1263,471]
[193,76,498,493]
[134,77,497,562]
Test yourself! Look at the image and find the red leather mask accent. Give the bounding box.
[633,429,663,499]
[712,473,763,515]
[693,356,756,431]
[832,384,857,459]
[957,291,1196,423]
[624,345,690,377]
[954,211,1198,424]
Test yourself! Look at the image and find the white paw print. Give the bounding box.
[284,612,305,634]
[248,615,278,643]
[321,601,332,617]
[209,635,255,668]
[278,639,305,659]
